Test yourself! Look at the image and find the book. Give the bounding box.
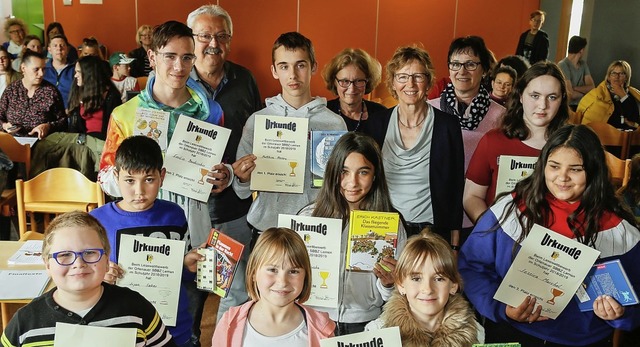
[345,210,400,272]
[7,240,44,265]
[309,130,347,187]
[575,259,638,311]
[196,247,217,292]
[0,270,49,300]
[206,229,245,298]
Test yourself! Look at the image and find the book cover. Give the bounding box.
[196,247,217,292]
[575,259,638,312]
[345,210,400,272]
[7,240,44,265]
[133,107,170,151]
[206,229,245,298]
[309,130,347,187]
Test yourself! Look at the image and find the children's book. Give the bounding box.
[205,229,245,298]
[575,259,638,311]
[309,130,347,187]
[345,210,400,272]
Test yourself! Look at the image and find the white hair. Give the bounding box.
[186,4,233,36]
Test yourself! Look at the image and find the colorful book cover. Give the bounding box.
[575,259,638,312]
[206,229,245,298]
[309,130,347,187]
[345,210,400,272]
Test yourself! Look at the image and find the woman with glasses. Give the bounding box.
[379,46,464,244]
[578,60,640,130]
[129,25,153,77]
[2,18,26,59]
[322,48,388,146]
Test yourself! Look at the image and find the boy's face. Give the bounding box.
[116,168,165,212]
[45,226,109,297]
[114,63,131,78]
[270,46,315,105]
[148,36,195,91]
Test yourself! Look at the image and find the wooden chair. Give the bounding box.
[586,122,630,159]
[0,133,31,218]
[605,151,631,188]
[16,168,105,237]
[137,76,148,89]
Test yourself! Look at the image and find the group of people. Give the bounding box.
[1,5,640,347]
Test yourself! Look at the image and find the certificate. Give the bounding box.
[495,155,538,197]
[117,235,185,326]
[250,115,309,193]
[494,224,600,319]
[163,116,230,202]
[320,327,401,347]
[133,107,170,151]
[54,322,136,347]
[278,214,342,308]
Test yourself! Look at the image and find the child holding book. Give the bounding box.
[298,131,407,334]
[365,232,482,347]
[0,211,175,346]
[212,227,335,346]
[90,135,201,347]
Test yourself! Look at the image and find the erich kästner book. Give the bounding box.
[346,210,399,272]
[206,229,245,298]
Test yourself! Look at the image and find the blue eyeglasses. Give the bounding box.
[49,249,105,266]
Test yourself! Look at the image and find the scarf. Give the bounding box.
[440,82,491,130]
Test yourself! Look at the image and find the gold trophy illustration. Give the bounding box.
[289,161,298,177]
[198,168,209,185]
[319,271,330,289]
[547,287,564,305]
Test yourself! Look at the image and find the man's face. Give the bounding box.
[191,14,231,71]
[148,36,196,91]
[49,38,68,63]
[270,47,315,103]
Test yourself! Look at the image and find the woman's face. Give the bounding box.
[449,50,484,97]
[491,72,514,98]
[521,75,562,133]
[26,39,43,53]
[392,60,429,106]
[544,147,586,204]
[21,57,45,86]
[340,152,375,211]
[335,64,367,107]
[74,63,83,87]
[48,27,61,39]
[607,65,627,87]
[140,29,152,47]
[8,24,25,45]
[0,51,10,72]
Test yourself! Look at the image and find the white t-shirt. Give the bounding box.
[242,319,308,347]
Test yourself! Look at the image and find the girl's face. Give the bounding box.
[26,39,43,53]
[521,75,562,133]
[544,147,587,204]
[74,63,83,87]
[254,257,305,309]
[398,256,458,331]
[340,152,375,211]
[0,51,10,72]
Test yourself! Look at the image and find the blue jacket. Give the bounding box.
[44,59,76,109]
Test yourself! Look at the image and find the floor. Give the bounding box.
[199,293,220,347]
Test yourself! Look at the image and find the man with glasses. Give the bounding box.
[184,5,262,336]
[515,10,549,64]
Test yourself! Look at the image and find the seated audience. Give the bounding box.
[0,46,21,96]
[12,34,43,72]
[44,34,76,109]
[109,52,140,103]
[2,18,26,59]
[489,65,517,106]
[79,36,105,60]
[558,36,595,110]
[44,22,78,63]
[129,24,153,77]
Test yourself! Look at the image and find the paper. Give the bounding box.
[278,214,342,308]
[116,235,185,326]
[133,107,170,151]
[346,210,399,272]
[493,224,600,319]
[309,131,347,187]
[54,322,136,346]
[495,155,537,197]
[320,326,401,347]
[250,115,309,193]
[14,137,38,147]
[0,270,49,300]
[7,240,44,264]
[163,116,231,202]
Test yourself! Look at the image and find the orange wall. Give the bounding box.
[44,0,539,100]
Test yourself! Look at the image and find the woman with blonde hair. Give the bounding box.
[2,18,26,58]
[129,24,153,77]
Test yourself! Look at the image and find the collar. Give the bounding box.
[190,65,228,99]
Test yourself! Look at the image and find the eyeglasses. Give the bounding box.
[140,34,152,38]
[336,78,367,88]
[49,249,105,266]
[193,33,232,44]
[448,61,482,71]
[155,52,197,66]
[9,29,23,35]
[394,73,428,84]
[610,71,627,77]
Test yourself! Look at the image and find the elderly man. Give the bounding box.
[185,4,262,344]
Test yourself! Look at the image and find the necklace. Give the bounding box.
[398,112,426,129]
[338,100,366,132]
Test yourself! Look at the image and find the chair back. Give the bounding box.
[586,122,630,159]
[16,168,105,236]
[605,150,631,188]
[0,133,31,176]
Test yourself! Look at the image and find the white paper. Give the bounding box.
[320,326,401,346]
[495,155,538,197]
[0,270,49,299]
[14,137,38,147]
[54,322,135,346]
[163,116,231,202]
[278,214,342,308]
[133,108,170,151]
[116,235,185,326]
[7,240,44,264]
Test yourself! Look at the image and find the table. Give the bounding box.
[0,241,55,330]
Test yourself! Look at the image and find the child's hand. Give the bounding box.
[373,256,396,288]
[208,163,231,194]
[184,244,207,273]
[593,295,624,320]
[506,295,548,323]
[104,261,124,284]
[232,154,257,183]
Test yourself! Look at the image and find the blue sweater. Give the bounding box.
[90,199,193,346]
[44,59,76,109]
[459,194,640,345]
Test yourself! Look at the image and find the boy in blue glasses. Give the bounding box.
[0,211,176,346]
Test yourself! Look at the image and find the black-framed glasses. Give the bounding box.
[394,73,428,84]
[335,78,367,88]
[610,71,627,77]
[193,33,232,44]
[448,61,481,71]
[50,249,105,266]
[155,51,197,66]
